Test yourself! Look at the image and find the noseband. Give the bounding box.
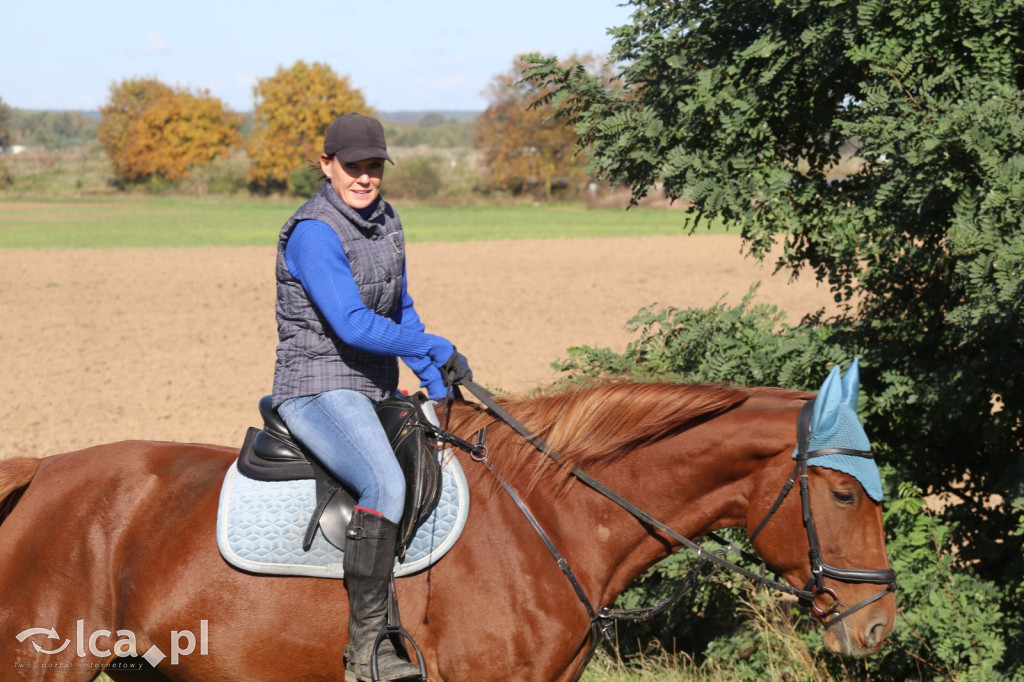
[442,382,896,679]
[748,400,897,626]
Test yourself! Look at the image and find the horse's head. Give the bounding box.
[747,360,896,655]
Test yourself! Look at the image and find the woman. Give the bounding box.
[272,113,471,681]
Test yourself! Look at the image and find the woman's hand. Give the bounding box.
[442,349,473,387]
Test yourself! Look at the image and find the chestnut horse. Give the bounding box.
[0,379,895,681]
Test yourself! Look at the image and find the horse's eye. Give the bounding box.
[832,489,855,505]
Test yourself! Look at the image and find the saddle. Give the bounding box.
[236,393,443,557]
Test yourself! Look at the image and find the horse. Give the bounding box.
[0,373,895,681]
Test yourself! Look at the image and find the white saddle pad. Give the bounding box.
[216,451,470,579]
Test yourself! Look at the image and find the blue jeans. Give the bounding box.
[278,389,406,525]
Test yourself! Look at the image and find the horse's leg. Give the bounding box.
[0,452,132,681]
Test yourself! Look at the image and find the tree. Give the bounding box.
[247,61,370,193]
[529,0,1024,677]
[98,78,172,177]
[385,117,474,148]
[9,110,98,150]
[0,96,11,187]
[475,55,610,200]
[99,78,241,183]
[0,96,11,151]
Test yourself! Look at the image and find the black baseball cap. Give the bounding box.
[323,113,394,164]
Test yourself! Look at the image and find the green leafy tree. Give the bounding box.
[247,60,370,194]
[0,96,11,187]
[530,0,1024,677]
[9,110,98,149]
[0,96,11,151]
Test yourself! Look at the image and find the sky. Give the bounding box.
[3,0,634,114]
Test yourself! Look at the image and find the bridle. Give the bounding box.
[749,400,897,621]
[436,381,896,680]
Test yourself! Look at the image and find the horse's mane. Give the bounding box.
[0,458,38,526]
[451,381,792,493]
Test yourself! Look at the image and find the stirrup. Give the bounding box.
[370,625,426,681]
[370,575,427,681]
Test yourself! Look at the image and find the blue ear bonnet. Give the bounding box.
[793,360,883,502]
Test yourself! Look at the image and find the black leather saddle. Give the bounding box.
[237,393,443,557]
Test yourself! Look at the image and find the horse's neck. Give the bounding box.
[565,443,750,604]
[448,395,798,612]
[496,406,793,611]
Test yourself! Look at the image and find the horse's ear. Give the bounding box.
[841,358,861,411]
[811,365,843,433]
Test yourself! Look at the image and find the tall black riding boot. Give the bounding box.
[343,509,422,682]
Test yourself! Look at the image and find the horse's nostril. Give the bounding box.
[865,616,889,650]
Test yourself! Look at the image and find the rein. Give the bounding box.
[443,380,895,679]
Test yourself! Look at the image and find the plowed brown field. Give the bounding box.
[1,236,836,459]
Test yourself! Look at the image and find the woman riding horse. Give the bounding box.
[270,112,471,681]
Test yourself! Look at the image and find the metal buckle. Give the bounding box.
[810,586,841,618]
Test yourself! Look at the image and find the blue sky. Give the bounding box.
[3,1,634,113]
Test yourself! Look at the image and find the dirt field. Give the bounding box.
[1,235,837,460]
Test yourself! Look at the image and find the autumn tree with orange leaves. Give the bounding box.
[98,77,242,183]
[475,55,613,200]
[247,61,371,193]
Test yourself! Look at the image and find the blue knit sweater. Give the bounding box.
[284,218,451,399]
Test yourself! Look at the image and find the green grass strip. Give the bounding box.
[0,197,727,249]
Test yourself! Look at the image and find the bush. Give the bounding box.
[873,484,1008,681]
[288,162,324,198]
[384,154,445,201]
[553,286,844,391]
[181,151,250,196]
[141,174,175,195]
[554,292,1013,680]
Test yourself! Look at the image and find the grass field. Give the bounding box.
[0,196,727,249]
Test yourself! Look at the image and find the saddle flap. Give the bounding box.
[306,459,356,552]
[376,395,444,554]
[238,394,443,557]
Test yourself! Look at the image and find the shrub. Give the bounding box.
[554,292,1013,680]
[384,154,445,201]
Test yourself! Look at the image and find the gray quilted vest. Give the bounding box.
[272,183,405,406]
